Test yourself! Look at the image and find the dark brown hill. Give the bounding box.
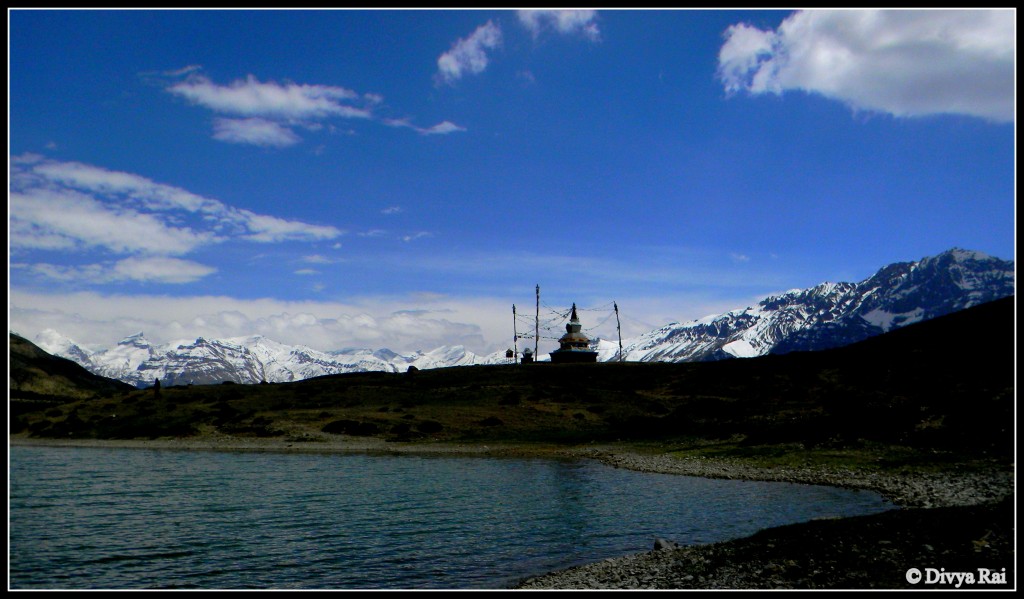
[635,295,1015,454]
[10,333,135,399]
[9,333,135,431]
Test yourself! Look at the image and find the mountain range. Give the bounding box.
[615,247,1015,362]
[29,248,1014,388]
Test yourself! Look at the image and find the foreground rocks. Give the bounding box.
[516,497,1014,589]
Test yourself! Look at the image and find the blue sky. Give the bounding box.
[8,9,1016,355]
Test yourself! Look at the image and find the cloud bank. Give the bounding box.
[8,290,504,355]
[718,9,1014,123]
[8,286,736,358]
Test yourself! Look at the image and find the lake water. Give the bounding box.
[9,445,891,589]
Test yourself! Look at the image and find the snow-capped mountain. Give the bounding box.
[34,331,510,388]
[87,331,158,382]
[612,248,1014,362]
[771,248,1016,354]
[33,328,98,367]
[33,248,1013,386]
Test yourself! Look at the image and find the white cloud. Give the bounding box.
[11,156,343,250]
[9,156,343,285]
[436,21,503,84]
[29,158,221,214]
[384,118,467,135]
[294,268,319,276]
[164,64,203,77]
[10,187,212,255]
[402,232,432,243]
[212,117,302,147]
[420,120,466,135]
[168,74,368,120]
[15,257,217,284]
[112,257,218,283]
[518,10,601,41]
[165,73,372,147]
[383,117,413,129]
[717,23,776,95]
[166,70,462,144]
[235,209,341,243]
[718,9,1014,123]
[13,262,107,283]
[381,206,403,215]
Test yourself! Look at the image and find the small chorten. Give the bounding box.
[549,303,598,363]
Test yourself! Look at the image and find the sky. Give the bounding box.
[8,8,1017,357]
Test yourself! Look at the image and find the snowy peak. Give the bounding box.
[117,331,151,347]
[33,329,95,367]
[766,249,1013,354]
[618,248,1012,362]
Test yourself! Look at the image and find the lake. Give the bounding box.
[9,445,891,589]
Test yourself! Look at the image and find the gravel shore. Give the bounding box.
[577,449,1013,509]
[11,435,1014,590]
[517,451,1014,590]
[515,496,1015,590]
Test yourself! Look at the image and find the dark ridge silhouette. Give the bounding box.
[9,333,134,400]
[9,333,136,434]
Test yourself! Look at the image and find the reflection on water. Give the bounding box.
[9,445,890,589]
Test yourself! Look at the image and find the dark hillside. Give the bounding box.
[9,333,134,398]
[9,333,136,433]
[646,295,1015,454]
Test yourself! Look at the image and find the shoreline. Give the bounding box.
[11,434,1014,590]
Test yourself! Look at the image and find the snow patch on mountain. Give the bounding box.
[34,329,97,366]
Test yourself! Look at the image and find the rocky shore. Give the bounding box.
[578,450,1013,509]
[515,495,1015,590]
[516,451,1015,590]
